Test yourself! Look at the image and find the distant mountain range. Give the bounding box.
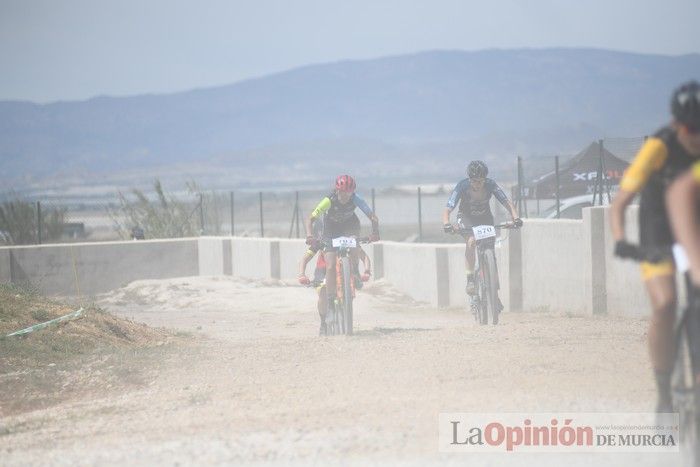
[1,48,699,191]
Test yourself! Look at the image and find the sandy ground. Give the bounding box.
[0,276,681,466]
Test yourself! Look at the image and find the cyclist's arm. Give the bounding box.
[610,137,668,241]
[492,182,519,220]
[667,165,700,285]
[306,197,331,236]
[359,247,371,273]
[610,190,636,241]
[299,249,315,277]
[444,180,467,224]
[353,194,379,232]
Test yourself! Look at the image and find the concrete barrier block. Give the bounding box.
[446,244,467,308]
[1,238,198,296]
[198,237,224,276]
[373,243,384,279]
[223,239,232,275]
[495,235,510,312]
[278,239,306,280]
[231,237,272,279]
[435,247,450,308]
[382,241,438,306]
[508,227,523,312]
[520,219,586,314]
[583,207,607,315]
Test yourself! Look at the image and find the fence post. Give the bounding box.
[199,193,205,235]
[288,191,298,239]
[417,186,423,242]
[230,191,235,236]
[259,191,264,237]
[555,156,561,219]
[36,201,42,245]
[295,191,300,238]
[517,156,528,218]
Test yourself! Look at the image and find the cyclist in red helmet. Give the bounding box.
[304,175,379,334]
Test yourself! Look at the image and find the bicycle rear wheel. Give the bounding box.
[340,256,354,335]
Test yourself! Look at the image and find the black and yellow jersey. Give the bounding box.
[311,192,373,224]
[620,126,700,256]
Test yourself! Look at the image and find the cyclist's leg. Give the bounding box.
[312,253,326,283]
[298,248,315,280]
[325,251,338,301]
[321,219,340,303]
[317,285,328,319]
[642,260,677,410]
[457,214,477,272]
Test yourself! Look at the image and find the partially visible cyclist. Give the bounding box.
[667,161,700,287]
[443,160,521,301]
[610,80,700,412]
[304,175,379,334]
[667,159,700,396]
[298,244,372,332]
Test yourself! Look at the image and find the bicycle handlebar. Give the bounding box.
[447,222,522,235]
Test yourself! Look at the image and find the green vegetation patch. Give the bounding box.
[0,283,178,417]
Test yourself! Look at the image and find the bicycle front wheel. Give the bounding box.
[340,256,354,335]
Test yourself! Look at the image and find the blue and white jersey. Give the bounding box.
[446,178,509,217]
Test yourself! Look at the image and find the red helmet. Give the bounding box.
[335,175,356,193]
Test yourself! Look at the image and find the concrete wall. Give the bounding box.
[0,206,662,316]
[521,219,586,314]
[381,242,440,305]
[231,238,273,279]
[198,238,225,276]
[278,239,306,280]
[2,238,198,296]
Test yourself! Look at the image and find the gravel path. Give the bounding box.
[0,276,674,466]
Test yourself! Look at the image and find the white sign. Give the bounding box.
[472,225,496,241]
[332,236,357,248]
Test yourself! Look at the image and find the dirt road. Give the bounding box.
[0,276,676,466]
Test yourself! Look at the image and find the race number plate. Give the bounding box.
[472,225,496,241]
[673,244,689,273]
[332,236,357,248]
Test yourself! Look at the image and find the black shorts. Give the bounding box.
[322,214,361,252]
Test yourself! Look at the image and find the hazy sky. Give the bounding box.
[1,0,699,103]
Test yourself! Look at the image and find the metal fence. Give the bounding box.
[0,135,650,245]
[513,136,646,219]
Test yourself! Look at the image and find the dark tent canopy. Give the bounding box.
[529,141,630,199]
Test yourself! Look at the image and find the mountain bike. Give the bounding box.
[450,221,520,325]
[617,244,699,465]
[324,236,371,336]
